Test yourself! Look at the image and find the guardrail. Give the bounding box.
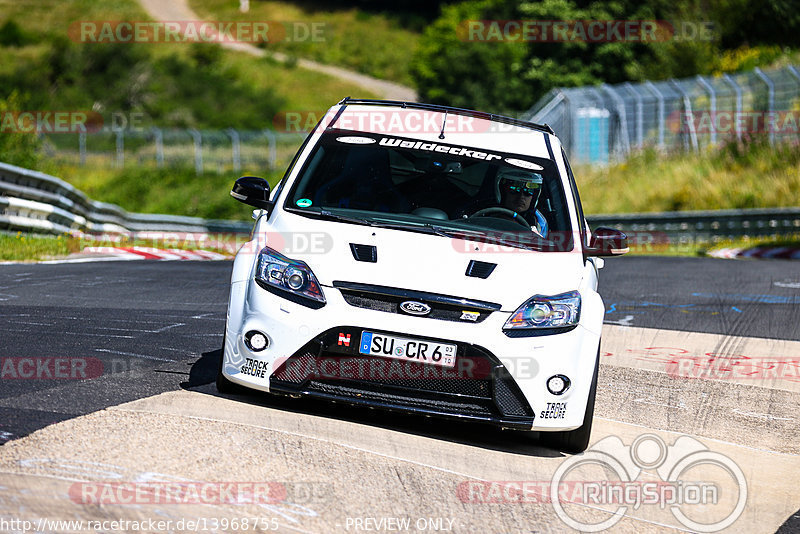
[2,160,798,242]
[0,161,252,235]
[587,208,800,243]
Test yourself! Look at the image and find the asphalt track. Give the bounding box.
[0,256,799,533]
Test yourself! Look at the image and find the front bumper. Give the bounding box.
[222,278,602,432]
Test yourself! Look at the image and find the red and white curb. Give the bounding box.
[81,246,231,261]
[709,247,800,260]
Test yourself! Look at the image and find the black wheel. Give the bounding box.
[540,347,600,454]
[216,333,247,395]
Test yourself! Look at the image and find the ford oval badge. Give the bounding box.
[400,301,431,316]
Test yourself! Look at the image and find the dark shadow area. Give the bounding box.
[776,509,800,533]
[185,349,563,459]
[180,347,221,389]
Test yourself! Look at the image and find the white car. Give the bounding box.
[218,98,628,453]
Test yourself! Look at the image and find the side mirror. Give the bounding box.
[230,176,272,210]
[585,227,629,257]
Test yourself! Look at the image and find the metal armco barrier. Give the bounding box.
[588,207,800,243]
[0,161,252,235]
[1,160,798,241]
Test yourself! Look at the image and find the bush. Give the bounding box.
[0,92,41,169]
[0,19,31,47]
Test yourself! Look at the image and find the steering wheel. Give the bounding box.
[469,207,532,230]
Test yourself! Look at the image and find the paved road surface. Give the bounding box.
[1,257,798,533]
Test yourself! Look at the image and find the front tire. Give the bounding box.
[540,347,600,454]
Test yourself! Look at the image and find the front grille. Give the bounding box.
[334,282,500,324]
[270,327,534,424]
[339,291,492,323]
[306,381,494,416]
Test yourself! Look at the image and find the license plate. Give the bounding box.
[359,331,456,368]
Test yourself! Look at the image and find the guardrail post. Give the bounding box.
[787,65,800,85]
[754,67,775,145]
[263,129,277,170]
[226,128,241,172]
[696,75,717,146]
[644,81,665,148]
[670,80,699,151]
[151,127,164,168]
[601,84,631,159]
[722,74,743,142]
[78,130,86,166]
[624,82,644,149]
[115,130,124,168]
[188,129,203,175]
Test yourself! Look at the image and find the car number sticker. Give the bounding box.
[359,331,456,368]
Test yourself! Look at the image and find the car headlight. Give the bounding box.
[255,246,326,307]
[503,290,580,330]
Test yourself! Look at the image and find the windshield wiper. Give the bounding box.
[372,221,483,239]
[298,209,377,227]
[296,211,543,250]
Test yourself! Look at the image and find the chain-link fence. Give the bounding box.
[39,128,308,174]
[524,64,800,165]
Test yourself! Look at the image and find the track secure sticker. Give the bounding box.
[296,198,313,207]
[240,358,268,378]
[540,402,567,419]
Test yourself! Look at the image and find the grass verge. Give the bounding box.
[0,230,245,262]
[576,137,800,214]
[0,232,76,261]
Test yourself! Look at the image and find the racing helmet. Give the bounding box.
[495,168,543,207]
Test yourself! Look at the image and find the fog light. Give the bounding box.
[547,374,570,395]
[245,330,269,352]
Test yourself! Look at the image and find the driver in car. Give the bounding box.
[496,169,549,237]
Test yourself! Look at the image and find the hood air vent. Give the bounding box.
[465,260,496,279]
[350,243,377,263]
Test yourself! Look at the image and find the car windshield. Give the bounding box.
[285,129,574,251]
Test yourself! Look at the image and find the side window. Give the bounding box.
[562,149,589,248]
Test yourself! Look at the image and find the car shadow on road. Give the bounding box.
[183,347,564,458]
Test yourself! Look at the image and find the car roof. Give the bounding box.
[323,99,555,161]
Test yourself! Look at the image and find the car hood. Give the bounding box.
[259,212,584,311]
